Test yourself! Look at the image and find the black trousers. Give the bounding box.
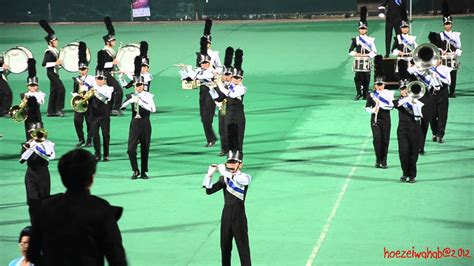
[74,111,91,142]
[127,119,151,173]
[221,204,251,266]
[25,166,50,225]
[397,122,420,178]
[371,112,391,165]
[0,78,13,115]
[430,86,449,138]
[449,70,457,96]
[91,115,111,158]
[199,86,217,143]
[218,112,227,152]
[385,18,402,57]
[354,72,370,98]
[418,93,433,152]
[46,71,65,114]
[106,74,123,111]
[224,106,246,152]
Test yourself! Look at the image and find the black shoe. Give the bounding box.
[375,163,382,168]
[84,141,92,147]
[205,140,216,147]
[131,171,140,180]
[384,54,389,58]
[449,93,456,98]
[57,110,65,117]
[218,150,226,156]
[400,176,407,182]
[141,172,149,179]
[103,156,109,162]
[47,113,58,117]
[437,136,444,143]
[408,177,416,183]
[419,149,425,155]
[354,94,362,100]
[381,164,388,169]
[94,155,101,162]
[432,135,437,142]
[76,140,85,148]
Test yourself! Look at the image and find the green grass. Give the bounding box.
[0,17,473,265]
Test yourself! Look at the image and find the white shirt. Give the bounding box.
[392,34,418,56]
[208,49,222,73]
[25,91,46,105]
[20,139,56,162]
[349,35,377,58]
[440,31,462,56]
[94,83,113,103]
[76,75,96,93]
[136,91,156,112]
[431,64,453,85]
[103,46,116,68]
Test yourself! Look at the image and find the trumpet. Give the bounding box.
[9,95,28,122]
[71,89,96,113]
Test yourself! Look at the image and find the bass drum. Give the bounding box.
[116,43,140,74]
[4,46,34,74]
[59,42,91,72]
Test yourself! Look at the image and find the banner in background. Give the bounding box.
[132,0,151,17]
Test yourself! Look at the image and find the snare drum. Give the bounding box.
[59,42,91,72]
[441,53,460,70]
[352,56,371,72]
[4,46,33,74]
[116,44,140,74]
[181,80,200,90]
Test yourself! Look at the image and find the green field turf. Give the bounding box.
[0,17,473,265]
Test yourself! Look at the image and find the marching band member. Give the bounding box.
[365,55,394,169]
[121,56,156,180]
[438,0,462,98]
[90,54,114,162]
[215,46,234,156]
[180,37,218,147]
[72,41,94,148]
[39,20,66,117]
[378,0,404,58]
[0,55,13,117]
[429,61,452,144]
[210,48,247,155]
[391,3,417,61]
[101,17,123,116]
[19,59,46,142]
[202,18,223,73]
[123,41,153,92]
[202,124,252,266]
[409,35,452,144]
[393,82,423,183]
[139,41,153,91]
[19,127,55,224]
[349,6,377,100]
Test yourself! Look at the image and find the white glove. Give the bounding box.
[207,164,218,176]
[365,107,375,114]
